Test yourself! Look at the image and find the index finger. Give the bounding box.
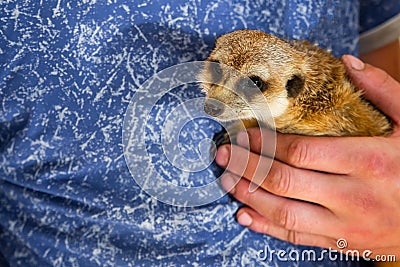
[238,128,388,175]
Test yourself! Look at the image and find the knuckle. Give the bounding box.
[239,184,257,203]
[261,222,271,235]
[377,69,391,89]
[275,204,297,231]
[286,230,299,245]
[267,165,292,196]
[287,139,312,167]
[353,191,377,214]
[363,151,387,177]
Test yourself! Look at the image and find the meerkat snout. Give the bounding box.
[199,30,308,125]
[200,29,392,137]
[201,68,276,123]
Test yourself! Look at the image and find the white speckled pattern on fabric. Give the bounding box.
[0,1,399,266]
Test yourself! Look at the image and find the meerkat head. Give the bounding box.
[200,30,306,125]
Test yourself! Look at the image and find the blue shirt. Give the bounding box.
[1,1,399,266]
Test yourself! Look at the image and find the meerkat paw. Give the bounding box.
[212,121,246,147]
[213,128,231,147]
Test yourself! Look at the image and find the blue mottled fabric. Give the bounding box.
[0,1,397,266]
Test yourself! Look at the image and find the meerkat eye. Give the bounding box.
[237,76,268,98]
[250,76,268,92]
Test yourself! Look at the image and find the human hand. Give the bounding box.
[215,55,400,258]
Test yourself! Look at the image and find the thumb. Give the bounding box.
[342,54,400,126]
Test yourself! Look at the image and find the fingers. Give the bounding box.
[236,127,276,155]
[222,174,340,238]
[218,141,385,215]
[217,144,344,206]
[238,204,400,258]
[274,133,363,174]
[239,129,350,173]
[342,55,400,127]
[236,207,338,248]
[235,128,392,176]
[216,144,273,191]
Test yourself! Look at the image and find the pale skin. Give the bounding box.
[216,39,400,258]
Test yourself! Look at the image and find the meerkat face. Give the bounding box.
[200,30,306,125]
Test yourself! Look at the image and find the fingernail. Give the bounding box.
[237,212,253,227]
[216,145,230,167]
[344,54,365,71]
[220,173,239,194]
[236,131,250,148]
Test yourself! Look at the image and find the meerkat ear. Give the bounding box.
[286,74,305,98]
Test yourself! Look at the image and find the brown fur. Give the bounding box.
[201,30,392,136]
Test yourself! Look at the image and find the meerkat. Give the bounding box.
[200,29,392,139]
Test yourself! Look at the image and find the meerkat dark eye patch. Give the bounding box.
[286,74,305,98]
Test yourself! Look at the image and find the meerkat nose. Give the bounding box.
[204,99,225,117]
